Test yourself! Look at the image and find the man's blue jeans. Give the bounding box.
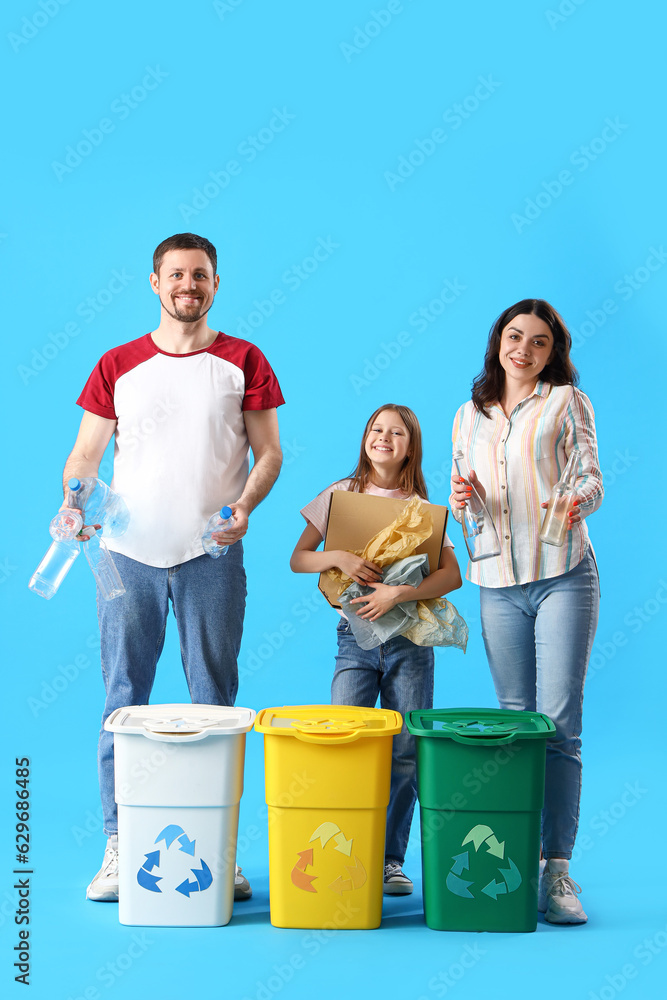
[331,619,434,866]
[96,544,246,835]
[480,548,600,860]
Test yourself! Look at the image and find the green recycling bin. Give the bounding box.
[406,707,556,933]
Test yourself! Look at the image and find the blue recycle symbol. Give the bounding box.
[446,824,522,901]
[136,824,213,898]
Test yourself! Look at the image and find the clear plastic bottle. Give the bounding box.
[29,540,80,600]
[83,528,126,600]
[539,448,580,547]
[202,506,235,558]
[452,451,502,561]
[29,479,85,599]
[49,478,84,540]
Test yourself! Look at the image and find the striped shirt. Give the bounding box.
[450,382,603,587]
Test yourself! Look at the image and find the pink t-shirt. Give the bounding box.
[300,479,453,547]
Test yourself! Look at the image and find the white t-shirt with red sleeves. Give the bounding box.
[77,332,285,568]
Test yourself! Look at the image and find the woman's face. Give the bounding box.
[498,313,554,383]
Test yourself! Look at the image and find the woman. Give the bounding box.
[450,299,602,925]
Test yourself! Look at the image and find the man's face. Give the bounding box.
[150,249,219,324]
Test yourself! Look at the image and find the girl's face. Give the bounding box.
[498,313,554,383]
[364,410,411,471]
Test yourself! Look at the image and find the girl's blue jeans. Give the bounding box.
[480,548,600,860]
[96,544,246,835]
[331,619,434,866]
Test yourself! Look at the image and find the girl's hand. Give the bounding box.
[540,496,581,529]
[349,582,402,621]
[336,551,383,586]
[450,469,486,508]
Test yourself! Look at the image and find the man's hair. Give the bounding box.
[152,233,217,276]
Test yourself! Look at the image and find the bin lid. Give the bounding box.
[254,705,402,745]
[105,703,256,741]
[405,707,555,745]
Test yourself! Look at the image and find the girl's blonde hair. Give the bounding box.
[347,404,428,500]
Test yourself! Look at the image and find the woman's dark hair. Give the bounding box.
[347,404,428,500]
[152,233,217,276]
[471,299,579,416]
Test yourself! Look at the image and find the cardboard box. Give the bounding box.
[319,491,448,609]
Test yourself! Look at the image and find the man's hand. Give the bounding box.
[212,502,249,545]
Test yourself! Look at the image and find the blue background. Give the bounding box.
[1,1,666,997]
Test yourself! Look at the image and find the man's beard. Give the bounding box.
[160,295,212,324]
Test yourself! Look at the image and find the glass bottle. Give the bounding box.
[539,448,580,547]
[452,451,502,561]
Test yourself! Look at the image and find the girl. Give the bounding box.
[291,404,462,894]
[450,299,602,924]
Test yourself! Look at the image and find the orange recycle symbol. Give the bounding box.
[290,821,366,895]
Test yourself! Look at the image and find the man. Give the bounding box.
[63,233,284,902]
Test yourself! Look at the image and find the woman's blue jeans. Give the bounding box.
[96,544,246,835]
[480,548,600,860]
[331,619,434,866]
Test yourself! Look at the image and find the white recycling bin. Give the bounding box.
[105,703,255,927]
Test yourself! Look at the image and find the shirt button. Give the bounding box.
[501,485,505,490]
[503,509,508,514]
[505,535,510,539]
[499,460,504,465]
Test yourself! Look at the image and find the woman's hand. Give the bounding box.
[540,496,581,529]
[349,582,402,621]
[335,551,383,586]
[451,469,486,509]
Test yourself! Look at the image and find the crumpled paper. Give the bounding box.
[326,497,468,652]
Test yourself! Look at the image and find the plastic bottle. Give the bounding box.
[202,506,235,558]
[452,451,502,562]
[539,448,580,547]
[83,528,126,600]
[49,478,85,540]
[29,479,85,599]
[69,477,130,537]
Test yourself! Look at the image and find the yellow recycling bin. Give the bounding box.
[254,705,402,929]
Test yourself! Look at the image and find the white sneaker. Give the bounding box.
[383,862,413,895]
[539,859,587,924]
[234,865,252,900]
[86,837,119,902]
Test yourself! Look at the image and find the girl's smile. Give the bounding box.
[364,410,411,472]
